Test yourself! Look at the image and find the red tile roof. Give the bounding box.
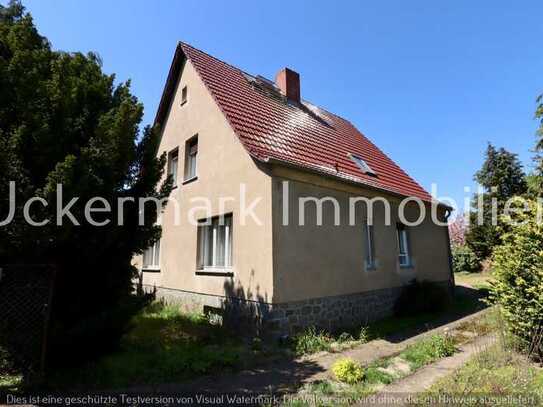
[156,42,435,203]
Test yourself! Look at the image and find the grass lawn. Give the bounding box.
[424,343,543,401]
[290,334,459,406]
[3,279,490,393]
[0,346,23,392]
[289,279,489,357]
[288,309,498,406]
[0,369,23,392]
[39,302,277,390]
[454,271,494,290]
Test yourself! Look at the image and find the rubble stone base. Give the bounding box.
[143,283,450,337]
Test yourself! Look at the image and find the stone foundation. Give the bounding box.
[144,282,450,337]
[267,287,404,335]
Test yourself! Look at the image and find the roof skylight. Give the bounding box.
[349,154,376,176]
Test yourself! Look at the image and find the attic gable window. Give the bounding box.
[181,86,188,106]
[349,154,376,176]
[168,148,179,187]
[184,135,198,182]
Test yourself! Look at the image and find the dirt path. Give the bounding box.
[113,309,489,397]
[366,333,497,405]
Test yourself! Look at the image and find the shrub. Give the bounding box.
[452,245,481,273]
[394,280,450,317]
[49,293,154,366]
[0,346,14,374]
[291,327,333,356]
[358,326,369,344]
[337,332,354,343]
[332,358,365,384]
[489,199,543,360]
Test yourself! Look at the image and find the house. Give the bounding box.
[137,42,454,335]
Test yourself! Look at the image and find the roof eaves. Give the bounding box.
[263,156,450,209]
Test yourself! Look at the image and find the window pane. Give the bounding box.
[197,214,233,269]
[225,216,232,267]
[189,155,196,179]
[171,156,178,183]
[197,227,202,269]
[350,154,376,175]
[168,150,178,185]
[153,240,160,266]
[204,224,213,267]
[185,137,198,180]
[216,223,226,267]
[365,223,374,267]
[397,228,407,254]
[189,140,198,154]
[397,225,410,266]
[143,247,151,267]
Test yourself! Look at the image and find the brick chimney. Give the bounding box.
[275,68,300,103]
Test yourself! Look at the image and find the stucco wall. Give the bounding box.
[139,59,274,303]
[271,166,452,304]
[138,57,451,315]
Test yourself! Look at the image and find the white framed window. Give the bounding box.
[197,214,232,270]
[396,224,411,267]
[143,240,160,270]
[349,153,376,176]
[181,85,188,106]
[184,136,198,181]
[364,221,376,270]
[168,148,179,186]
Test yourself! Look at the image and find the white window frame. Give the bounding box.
[142,239,161,271]
[168,148,179,187]
[364,221,376,270]
[197,214,233,272]
[184,136,198,182]
[397,224,412,268]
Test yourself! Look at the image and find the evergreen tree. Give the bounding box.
[534,93,543,195]
[465,144,527,260]
[0,1,171,353]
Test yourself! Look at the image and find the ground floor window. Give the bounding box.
[364,221,376,270]
[396,223,411,267]
[197,214,232,270]
[143,240,160,270]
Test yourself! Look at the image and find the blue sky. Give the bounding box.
[16,0,543,212]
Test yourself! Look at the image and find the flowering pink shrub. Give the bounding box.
[449,215,467,247]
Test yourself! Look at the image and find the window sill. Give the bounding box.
[142,267,161,273]
[399,264,414,270]
[182,176,198,185]
[196,269,233,277]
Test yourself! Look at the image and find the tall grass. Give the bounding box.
[44,302,245,389]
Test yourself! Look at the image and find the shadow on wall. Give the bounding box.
[218,269,271,337]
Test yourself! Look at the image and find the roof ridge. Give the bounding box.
[165,41,436,204]
[179,41,351,125]
[179,41,254,78]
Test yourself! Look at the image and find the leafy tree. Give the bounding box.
[533,94,543,195]
[448,215,467,247]
[490,199,543,360]
[465,144,527,260]
[451,245,480,274]
[0,1,171,357]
